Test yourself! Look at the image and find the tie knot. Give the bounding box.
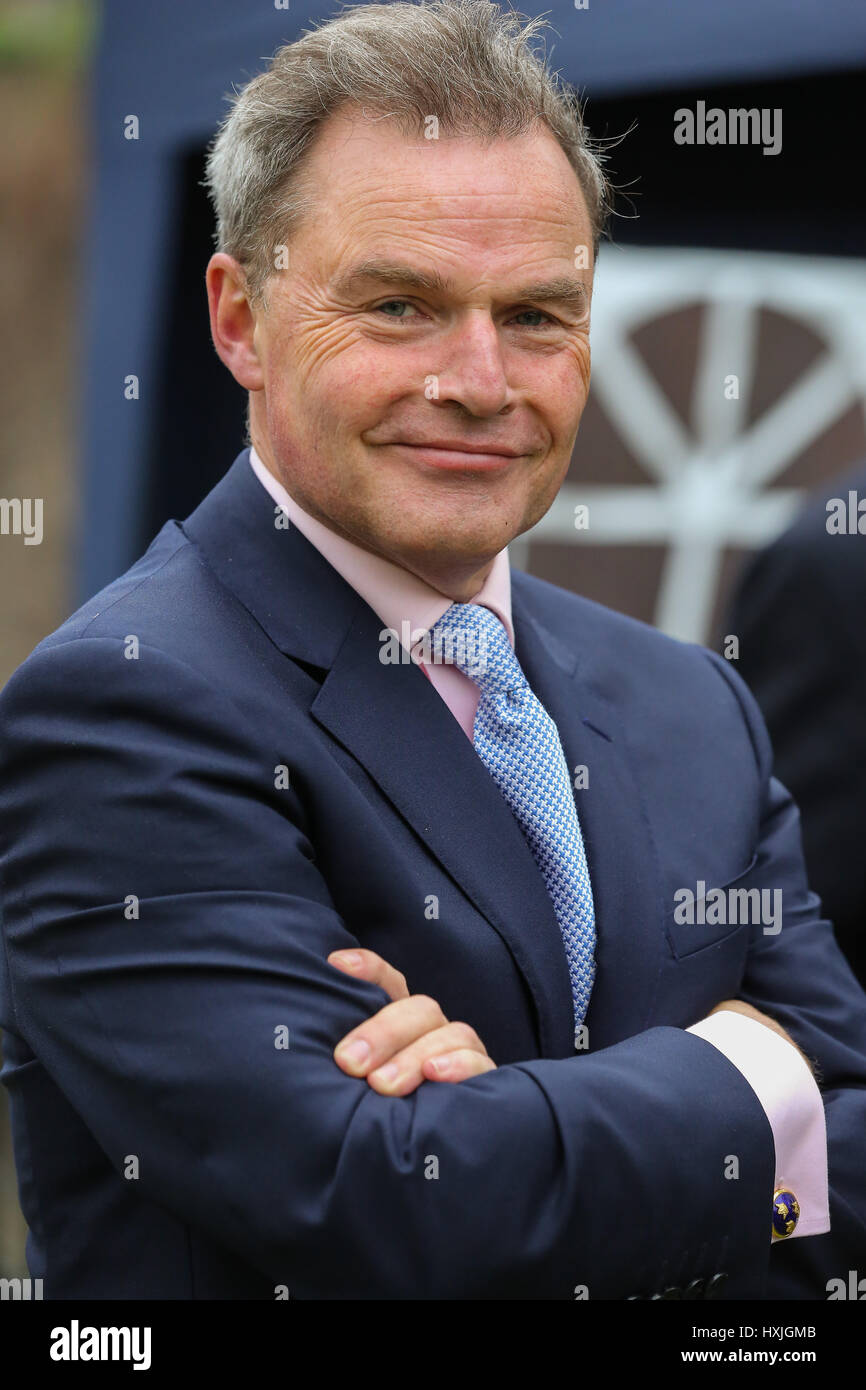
[427,602,520,692]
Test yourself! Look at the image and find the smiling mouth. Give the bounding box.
[387,442,521,471]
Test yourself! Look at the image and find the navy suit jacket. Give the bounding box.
[2,449,866,1300]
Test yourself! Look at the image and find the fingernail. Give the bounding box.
[371,1062,400,1084]
[337,1038,370,1066]
[428,1054,454,1074]
[332,952,362,969]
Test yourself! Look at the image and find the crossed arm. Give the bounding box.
[328,948,812,1093]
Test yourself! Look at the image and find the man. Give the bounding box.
[1,0,865,1300]
[726,461,866,989]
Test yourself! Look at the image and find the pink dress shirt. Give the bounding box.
[249,445,830,1242]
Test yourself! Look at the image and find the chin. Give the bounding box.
[398,525,514,567]
[408,500,528,547]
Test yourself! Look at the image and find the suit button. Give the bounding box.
[683,1278,705,1300]
[651,1286,682,1299]
[705,1272,728,1299]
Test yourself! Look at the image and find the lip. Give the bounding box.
[388,442,521,470]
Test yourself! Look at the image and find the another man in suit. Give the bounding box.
[1,0,865,1300]
[727,462,866,988]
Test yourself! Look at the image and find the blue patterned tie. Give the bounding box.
[427,602,596,1033]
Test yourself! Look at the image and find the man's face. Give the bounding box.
[212,108,594,597]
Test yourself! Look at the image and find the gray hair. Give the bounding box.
[203,0,613,309]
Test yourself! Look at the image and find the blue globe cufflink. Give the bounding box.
[772,1187,800,1239]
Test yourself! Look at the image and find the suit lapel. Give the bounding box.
[311,605,579,1059]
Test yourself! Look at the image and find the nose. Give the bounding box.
[433,310,513,418]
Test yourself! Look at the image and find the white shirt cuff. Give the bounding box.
[687,1009,830,1240]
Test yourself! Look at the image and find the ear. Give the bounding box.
[205,253,265,390]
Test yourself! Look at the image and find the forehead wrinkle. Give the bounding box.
[340,192,582,226]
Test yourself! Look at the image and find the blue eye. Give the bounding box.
[375,300,416,318]
[371,301,558,329]
[512,309,554,329]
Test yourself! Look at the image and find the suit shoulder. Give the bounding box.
[512,568,707,674]
[22,521,189,650]
[513,569,768,773]
[0,528,247,744]
[4,520,243,688]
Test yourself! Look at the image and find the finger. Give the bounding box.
[367,1021,490,1096]
[327,948,410,1003]
[422,1049,498,1085]
[333,993,446,1076]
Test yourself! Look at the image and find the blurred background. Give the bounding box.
[1,0,865,1281]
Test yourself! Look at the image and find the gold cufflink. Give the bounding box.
[772,1186,800,1239]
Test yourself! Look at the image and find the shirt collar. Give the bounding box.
[248,445,515,651]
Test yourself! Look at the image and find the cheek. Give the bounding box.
[286,327,405,431]
[562,337,591,395]
[577,340,591,390]
[267,306,368,391]
[549,342,591,432]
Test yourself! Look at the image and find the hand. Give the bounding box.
[708,998,816,1078]
[327,948,497,1096]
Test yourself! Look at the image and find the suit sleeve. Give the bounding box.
[703,649,866,1294]
[0,636,778,1300]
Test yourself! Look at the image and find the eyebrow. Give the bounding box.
[331,258,588,314]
